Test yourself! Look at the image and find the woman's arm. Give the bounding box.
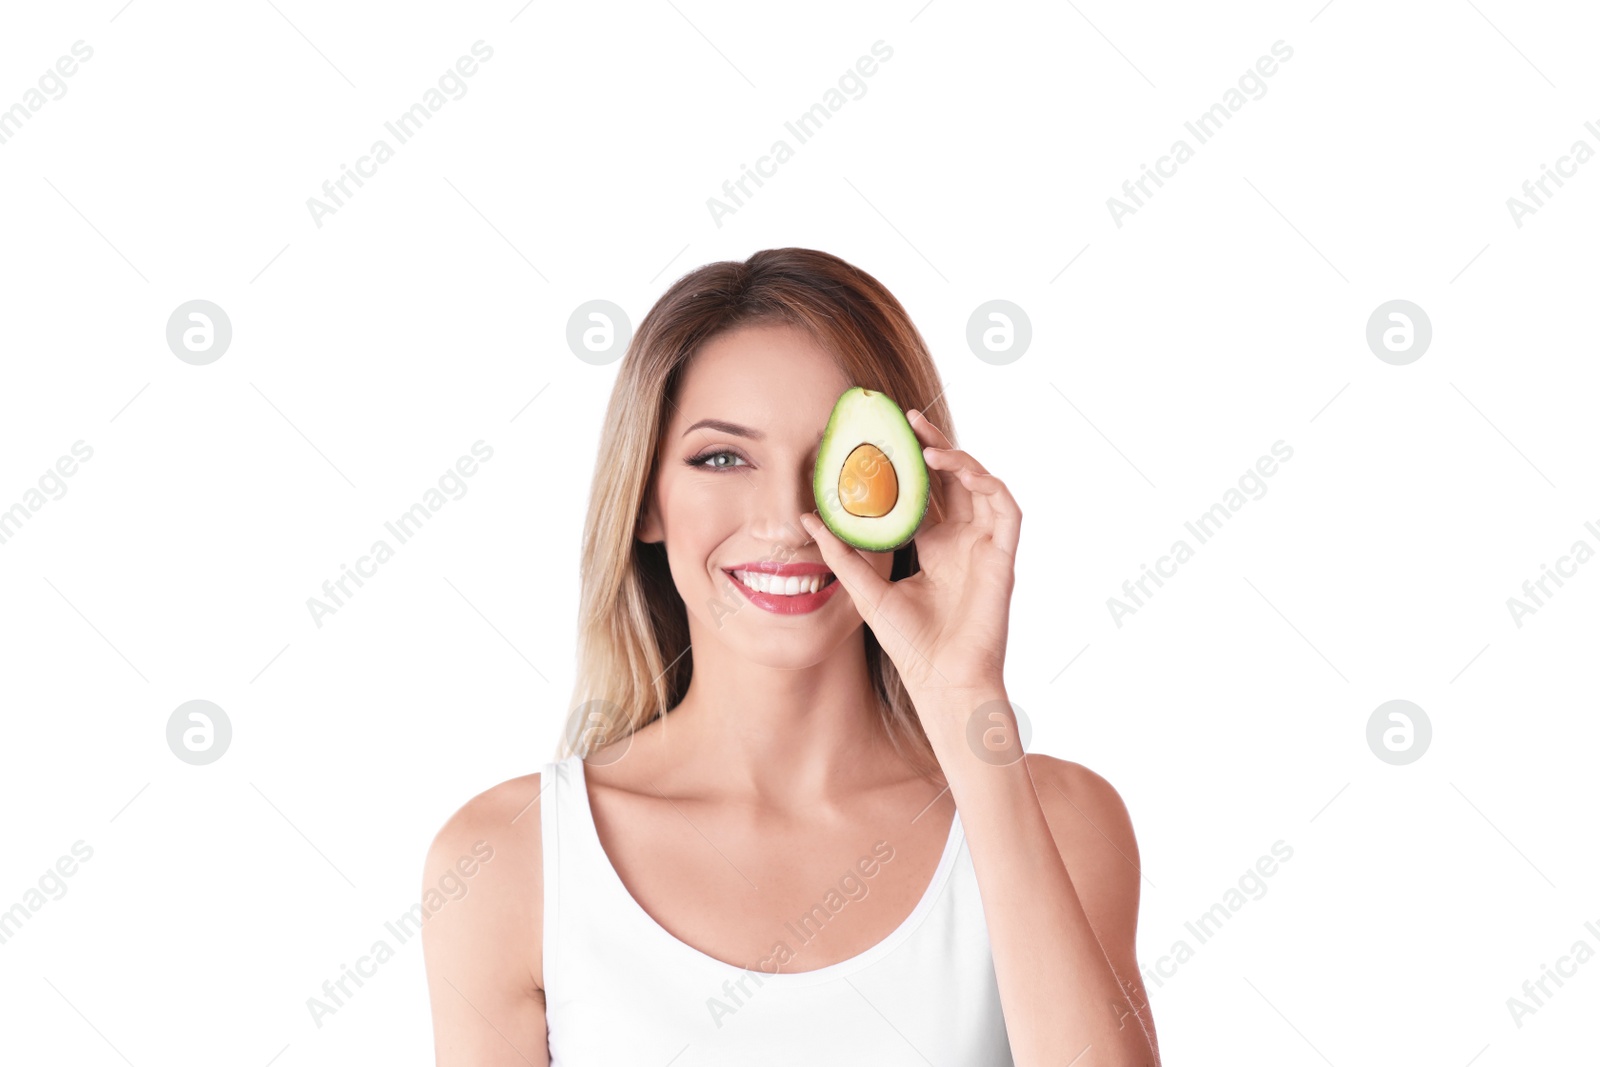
[925,700,1160,1067]
[799,408,1157,1062]
[1030,752,1160,1063]
[421,775,549,1067]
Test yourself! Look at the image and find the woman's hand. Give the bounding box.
[799,407,1020,711]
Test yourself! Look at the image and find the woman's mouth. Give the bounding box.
[721,563,841,615]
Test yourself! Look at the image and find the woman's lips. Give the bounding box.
[722,569,843,615]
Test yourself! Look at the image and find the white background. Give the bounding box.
[2,0,1597,1063]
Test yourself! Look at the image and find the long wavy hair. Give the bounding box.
[556,248,956,782]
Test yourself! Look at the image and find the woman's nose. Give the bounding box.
[754,467,817,551]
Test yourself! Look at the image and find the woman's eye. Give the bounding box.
[688,449,747,471]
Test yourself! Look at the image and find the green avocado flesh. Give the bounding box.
[812,386,929,552]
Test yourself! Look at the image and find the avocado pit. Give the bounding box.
[839,443,898,518]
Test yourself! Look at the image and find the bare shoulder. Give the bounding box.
[421,772,547,991]
[1024,753,1143,914]
[422,772,551,1065]
[427,771,547,855]
[1025,754,1136,836]
[1024,757,1158,1057]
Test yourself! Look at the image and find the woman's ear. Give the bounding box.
[637,501,664,544]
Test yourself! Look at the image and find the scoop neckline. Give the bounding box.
[565,754,963,988]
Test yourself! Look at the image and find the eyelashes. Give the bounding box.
[684,448,750,472]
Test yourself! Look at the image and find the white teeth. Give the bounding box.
[733,570,831,595]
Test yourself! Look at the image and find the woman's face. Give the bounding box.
[639,321,897,668]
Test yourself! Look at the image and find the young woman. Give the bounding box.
[421,249,1160,1065]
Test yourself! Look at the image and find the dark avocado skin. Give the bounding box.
[812,386,929,552]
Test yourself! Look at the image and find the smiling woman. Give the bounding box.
[420,249,1160,1066]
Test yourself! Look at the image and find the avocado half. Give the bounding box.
[812,386,929,552]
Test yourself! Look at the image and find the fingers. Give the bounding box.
[957,467,1021,557]
[959,467,997,529]
[798,513,890,616]
[923,445,990,477]
[905,408,959,454]
[908,411,1018,553]
[922,444,974,524]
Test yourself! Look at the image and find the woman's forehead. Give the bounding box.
[674,325,849,418]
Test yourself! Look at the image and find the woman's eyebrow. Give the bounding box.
[682,418,765,440]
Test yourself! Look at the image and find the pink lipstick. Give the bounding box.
[721,561,841,616]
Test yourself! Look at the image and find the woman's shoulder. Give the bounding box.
[1024,752,1128,806]
[1024,752,1142,927]
[422,771,549,989]
[429,770,550,847]
[1024,753,1137,844]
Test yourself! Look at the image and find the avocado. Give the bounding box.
[813,386,929,552]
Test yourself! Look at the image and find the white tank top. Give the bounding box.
[539,754,1015,1064]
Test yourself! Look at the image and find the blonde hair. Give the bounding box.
[557,248,956,781]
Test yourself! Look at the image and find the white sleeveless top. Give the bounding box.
[539,754,1014,1064]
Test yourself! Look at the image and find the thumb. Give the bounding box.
[800,513,889,618]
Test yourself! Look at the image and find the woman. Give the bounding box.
[421,248,1161,1065]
